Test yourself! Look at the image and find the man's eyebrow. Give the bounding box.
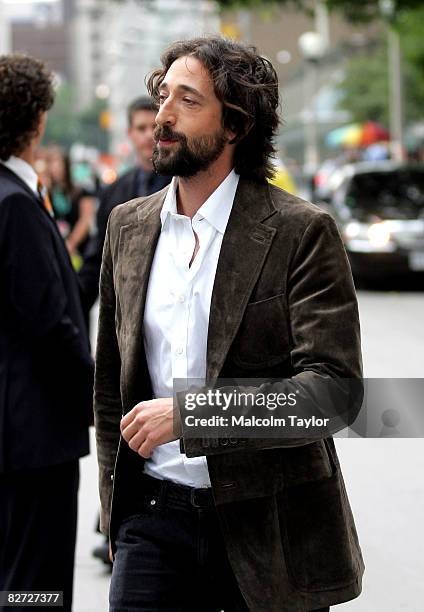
[159,81,205,100]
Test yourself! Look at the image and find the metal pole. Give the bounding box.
[303,59,320,176]
[388,26,404,161]
[314,1,330,51]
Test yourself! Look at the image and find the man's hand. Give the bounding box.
[120,398,182,458]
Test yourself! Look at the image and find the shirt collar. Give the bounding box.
[160,169,240,234]
[1,155,39,195]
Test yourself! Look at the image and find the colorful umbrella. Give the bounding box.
[325,121,390,148]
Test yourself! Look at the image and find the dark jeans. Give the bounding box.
[109,474,330,612]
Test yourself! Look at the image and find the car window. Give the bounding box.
[346,170,424,216]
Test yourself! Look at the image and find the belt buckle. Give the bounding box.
[190,487,211,508]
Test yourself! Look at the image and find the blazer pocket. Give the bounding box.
[231,292,291,369]
[278,467,361,592]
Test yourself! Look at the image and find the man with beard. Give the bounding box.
[94,37,364,611]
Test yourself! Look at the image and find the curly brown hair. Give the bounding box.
[0,54,55,161]
[146,36,280,182]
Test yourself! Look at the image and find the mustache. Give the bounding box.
[153,126,186,143]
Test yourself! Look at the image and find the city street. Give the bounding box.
[73,285,424,611]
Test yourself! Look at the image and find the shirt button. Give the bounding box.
[177,294,185,303]
[176,346,184,355]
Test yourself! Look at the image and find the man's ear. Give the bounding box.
[222,121,236,145]
[227,120,254,145]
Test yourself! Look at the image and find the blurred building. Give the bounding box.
[86,0,219,158]
[69,0,110,111]
[5,0,69,80]
[2,0,219,157]
[4,0,105,110]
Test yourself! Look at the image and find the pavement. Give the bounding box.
[73,286,424,611]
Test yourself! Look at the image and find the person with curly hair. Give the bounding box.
[0,54,93,611]
[94,36,364,611]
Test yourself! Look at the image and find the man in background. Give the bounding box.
[79,96,171,311]
[0,54,93,611]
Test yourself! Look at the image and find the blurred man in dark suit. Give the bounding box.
[0,54,94,611]
[79,96,171,311]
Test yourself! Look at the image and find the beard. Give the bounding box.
[152,124,227,178]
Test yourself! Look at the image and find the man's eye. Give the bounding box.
[183,98,196,105]
[159,95,167,104]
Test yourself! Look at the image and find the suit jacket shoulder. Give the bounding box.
[0,164,38,204]
[267,182,330,225]
[108,183,170,233]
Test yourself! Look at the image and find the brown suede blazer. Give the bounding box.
[94,177,365,612]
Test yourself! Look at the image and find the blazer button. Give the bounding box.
[110,474,114,481]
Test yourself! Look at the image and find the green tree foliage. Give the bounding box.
[337,46,389,125]
[214,0,424,23]
[397,5,424,109]
[336,6,424,127]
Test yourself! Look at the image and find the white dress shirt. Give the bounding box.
[142,169,240,488]
[2,156,39,194]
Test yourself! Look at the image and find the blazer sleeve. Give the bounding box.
[93,208,123,534]
[177,211,364,457]
[1,192,92,366]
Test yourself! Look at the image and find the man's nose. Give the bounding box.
[155,99,176,127]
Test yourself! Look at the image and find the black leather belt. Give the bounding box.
[139,472,215,510]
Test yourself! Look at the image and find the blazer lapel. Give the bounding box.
[117,193,165,399]
[206,178,277,385]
